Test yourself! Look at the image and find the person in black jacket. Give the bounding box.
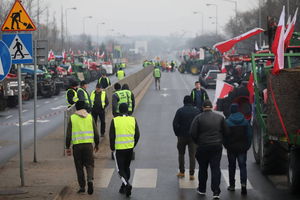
[66,81,78,108]
[190,100,228,199]
[190,81,209,112]
[173,95,200,180]
[224,104,252,195]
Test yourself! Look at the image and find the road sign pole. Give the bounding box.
[33,40,37,163]
[18,64,25,186]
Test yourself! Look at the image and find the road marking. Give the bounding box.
[16,119,50,126]
[94,168,115,188]
[54,98,58,100]
[22,110,28,113]
[179,169,199,189]
[5,115,13,119]
[132,169,158,188]
[51,105,67,110]
[37,105,40,108]
[160,93,169,97]
[221,169,253,189]
[44,101,50,104]
[161,88,168,91]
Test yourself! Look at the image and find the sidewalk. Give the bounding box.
[0,73,153,200]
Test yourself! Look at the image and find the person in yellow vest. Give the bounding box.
[66,81,79,108]
[98,73,111,89]
[77,80,92,112]
[112,83,130,117]
[91,84,109,137]
[153,66,161,90]
[121,83,135,116]
[109,103,140,197]
[116,68,126,80]
[65,101,100,195]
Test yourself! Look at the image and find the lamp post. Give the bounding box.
[83,16,93,35]
[206,3,218,35]
[193,11,204,35]
[97,22,105,48]
[65,7,76,48]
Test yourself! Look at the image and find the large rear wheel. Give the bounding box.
[252,119,261,164]
[288,148,300,194]
[190,65,200,75]
[178,64,185,73]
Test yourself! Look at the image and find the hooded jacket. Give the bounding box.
[66,109,100,148]
[224,112,252,153]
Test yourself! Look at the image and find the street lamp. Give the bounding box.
[193,11,204,35]
[83,16,93,35]
[65,7,77,48]
[97,22,105,48]
[206,3,218,35]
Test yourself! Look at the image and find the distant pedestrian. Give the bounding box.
[77,81,92,112]
[173,95,200,180]
[122,84,135,115]
[90,84,109,137]
[224,104,252,195]
[116,68,126,80]
[65,101,100,195]
[190,81,209,112]
[153,66,161,90]
[66,81,78,108]
[190,100,228,199]
[109,103,140,197]
[98,72,111,89]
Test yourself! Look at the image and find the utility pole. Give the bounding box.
[287,0,290,18]
[37,0,40,39]
[61,6,64,50]
[259,0,262,46]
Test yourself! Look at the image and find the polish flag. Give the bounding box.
[99,52,105,58]
[272,6,285,75]
[284,8,298,49]
[48,50,55,61]
[62,50,67,63]
[214,80,234,109]
[247,73,254,104]
[213,28,264,53]
[221,57,227,73]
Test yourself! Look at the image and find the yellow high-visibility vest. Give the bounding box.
[66,88,78,107]
[117,70,125,80]
[115,90,129,113]
[153,68,161,78]
[114,116,136,150]
[71,114,94,145]
[90,90,106,109]
[122,90,133,112]
[77,88,91,106]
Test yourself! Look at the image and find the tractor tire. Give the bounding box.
[7,96,18,108]
[260,140,288,175]
[22,85,31,101]
[288,148,300,194]
[178,64,185,73]
[252,119,261,164]
[0,98,7,111]
[190,65,200,75]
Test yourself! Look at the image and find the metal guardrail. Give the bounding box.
[62,66,154,154]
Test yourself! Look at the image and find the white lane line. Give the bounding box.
[54,98,58,101]
[160,93,169,97]
[179,169,199,189]
[44,101,50,104]
[94,168,115,188]
[5,115,13,119]
[51,105,67,110]
[132,169,158,188]
[22,110,28,113]
[221,169,253,189]
[37,105,40,108]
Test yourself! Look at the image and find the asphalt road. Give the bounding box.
[0,65,141,165]
[88,70,299,200]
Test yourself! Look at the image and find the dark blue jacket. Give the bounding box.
[173,104,200,137]
[225,112,252,153]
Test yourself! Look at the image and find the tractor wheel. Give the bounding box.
[178,64,185,73]
[190,65,200,75]
[54,85,61,96]
[7,96,18,108]
[288,148,300,194]
[252,119,261,164]
[22,85,31,101]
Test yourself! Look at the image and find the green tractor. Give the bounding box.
[71,56,91,82]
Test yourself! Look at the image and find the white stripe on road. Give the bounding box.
[179,169,199,189]
[54,98,58,100]
[5,115,13,119]
[22,110,28,113]
[132,169,158,188]
[44,101,50,104]
[94,168,115,188]
[221,169,253,189]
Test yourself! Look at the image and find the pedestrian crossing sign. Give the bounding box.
[2,34,33,64]
[1,0,36,32]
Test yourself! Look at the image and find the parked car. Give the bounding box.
[199,64,220,88]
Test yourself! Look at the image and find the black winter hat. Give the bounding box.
[119,103,128,114]
[80,80,87,86]
[183,95,193,105]
[114,83,121,90]
[203,100,213,108]
[75,101,85,110]
[71,81,78,87]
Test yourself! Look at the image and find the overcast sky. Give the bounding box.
[44,0,259,37]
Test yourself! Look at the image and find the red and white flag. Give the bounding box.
[284,8,298,49]
[62,50,67,63]
[48,50,55,61]
[214,80,234,109]
[213,28,264,53]
[272,6,285,75]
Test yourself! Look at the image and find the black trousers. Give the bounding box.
[114,149,133,185]
[73,143,94,189]
[177,137,196,175]
[196,145,222,194]
[92,111,105,135]
[154,77,160,90]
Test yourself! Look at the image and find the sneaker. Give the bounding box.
[119,184,125,194]
[87,182,93,195]
[77,188,85,193]
[190,175,195,181]
[241,185,247,195]
[196,188,206,195]
[227,185,235,191]
[177,172,185,178]
[213,193,220,199]
[125,184,132,197]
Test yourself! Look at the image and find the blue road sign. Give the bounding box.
[2,33,33,64]
[0,40,12,81]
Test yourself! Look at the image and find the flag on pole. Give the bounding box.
[272,6,285,75]
[284,8,298,49]
[213,28,264,53]
[255,41,259,51]
[48,50,55,61]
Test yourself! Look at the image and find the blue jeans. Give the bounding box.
[227,151,247,186]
